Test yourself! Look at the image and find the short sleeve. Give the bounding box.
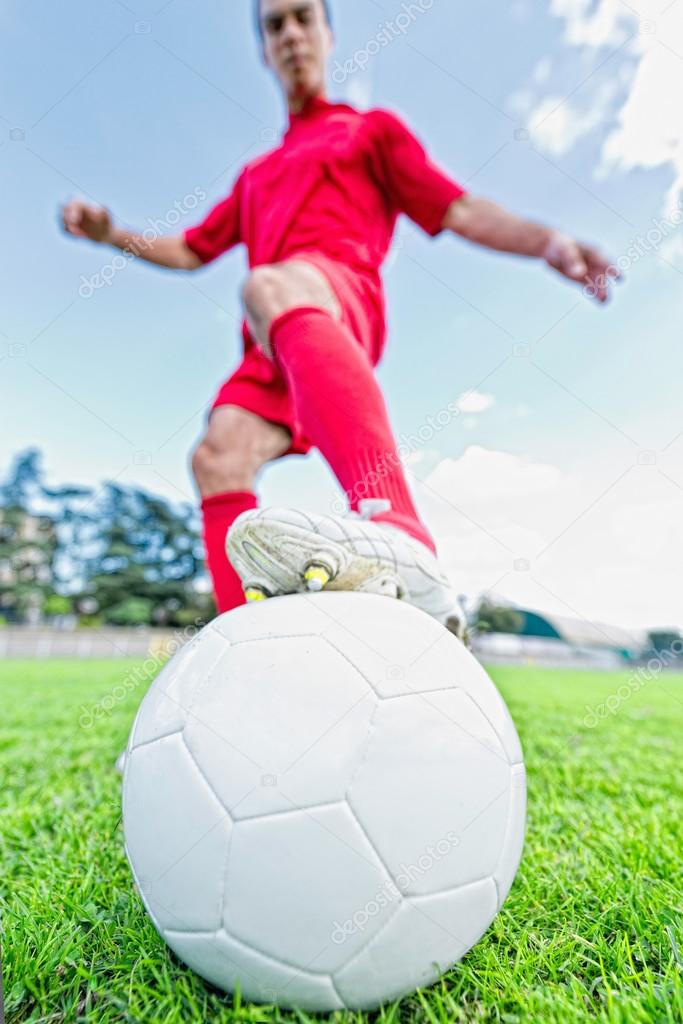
[184,173,244,264]
[369,110,466,236]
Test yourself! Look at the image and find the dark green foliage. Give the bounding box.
[0,450,59,622]
[0,450,215,628]
[474,600,524,636]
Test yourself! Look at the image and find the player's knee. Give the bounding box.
[242,265,287,325]
[191,438,257,494]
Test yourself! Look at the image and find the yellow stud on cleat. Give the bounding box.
[245,586,268,603]
[304,564,332,592]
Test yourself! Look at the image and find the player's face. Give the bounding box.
[259,0,333,100]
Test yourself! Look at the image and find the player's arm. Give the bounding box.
[61,200,202,270]
[371,110,618,306]
[443,195,619,304]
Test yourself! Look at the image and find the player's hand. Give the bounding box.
[542,232,620,303]
[61,200,113,244]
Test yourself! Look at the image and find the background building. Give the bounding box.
[472,602,681,670]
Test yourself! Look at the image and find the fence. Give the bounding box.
[471,633,632,670]
[0,627,183,660]
[3,626,677,673]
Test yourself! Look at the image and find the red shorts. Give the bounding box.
[210,252,386,456]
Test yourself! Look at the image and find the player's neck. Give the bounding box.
[287,87,327,115]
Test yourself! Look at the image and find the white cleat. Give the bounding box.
[226,500,467,638]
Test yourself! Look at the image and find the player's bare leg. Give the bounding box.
[241,259,342,354]
[192,404,292,497]
[192,405,292,614]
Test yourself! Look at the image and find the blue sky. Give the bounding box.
[2,0,682,629]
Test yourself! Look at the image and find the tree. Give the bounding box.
[1,450,216,627]
[44,481,94,597]
[0,450,59,622]
[107,597,155,626]
[80,484,214,627]
[474,599,524,636]
[42,594,73,618]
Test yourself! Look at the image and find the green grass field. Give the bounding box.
[2,658,682,1023]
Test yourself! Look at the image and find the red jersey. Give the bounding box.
[184,96,465,280]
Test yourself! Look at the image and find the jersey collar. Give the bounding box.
[287,94,334,131]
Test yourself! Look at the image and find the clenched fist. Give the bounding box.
[62,200,113,244]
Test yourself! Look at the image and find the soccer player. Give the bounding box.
[62,0,617,636]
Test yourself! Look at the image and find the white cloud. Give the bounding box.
[528,96,592,157]
[428,446,564,502]
[414,445,683,629]
[456,390,495,414]
[402,448,439,468]
[550,0,633,48]
[660,232,683,269]
[522,1,683,210]
[599,34,683,210]
[527,79,620,156]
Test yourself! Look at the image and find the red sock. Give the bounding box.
[201,490,258,613]
[270,306,436,553]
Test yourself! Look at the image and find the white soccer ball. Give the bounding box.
[123,593,525,1012]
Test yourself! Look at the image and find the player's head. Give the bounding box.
[255,0,334,102]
